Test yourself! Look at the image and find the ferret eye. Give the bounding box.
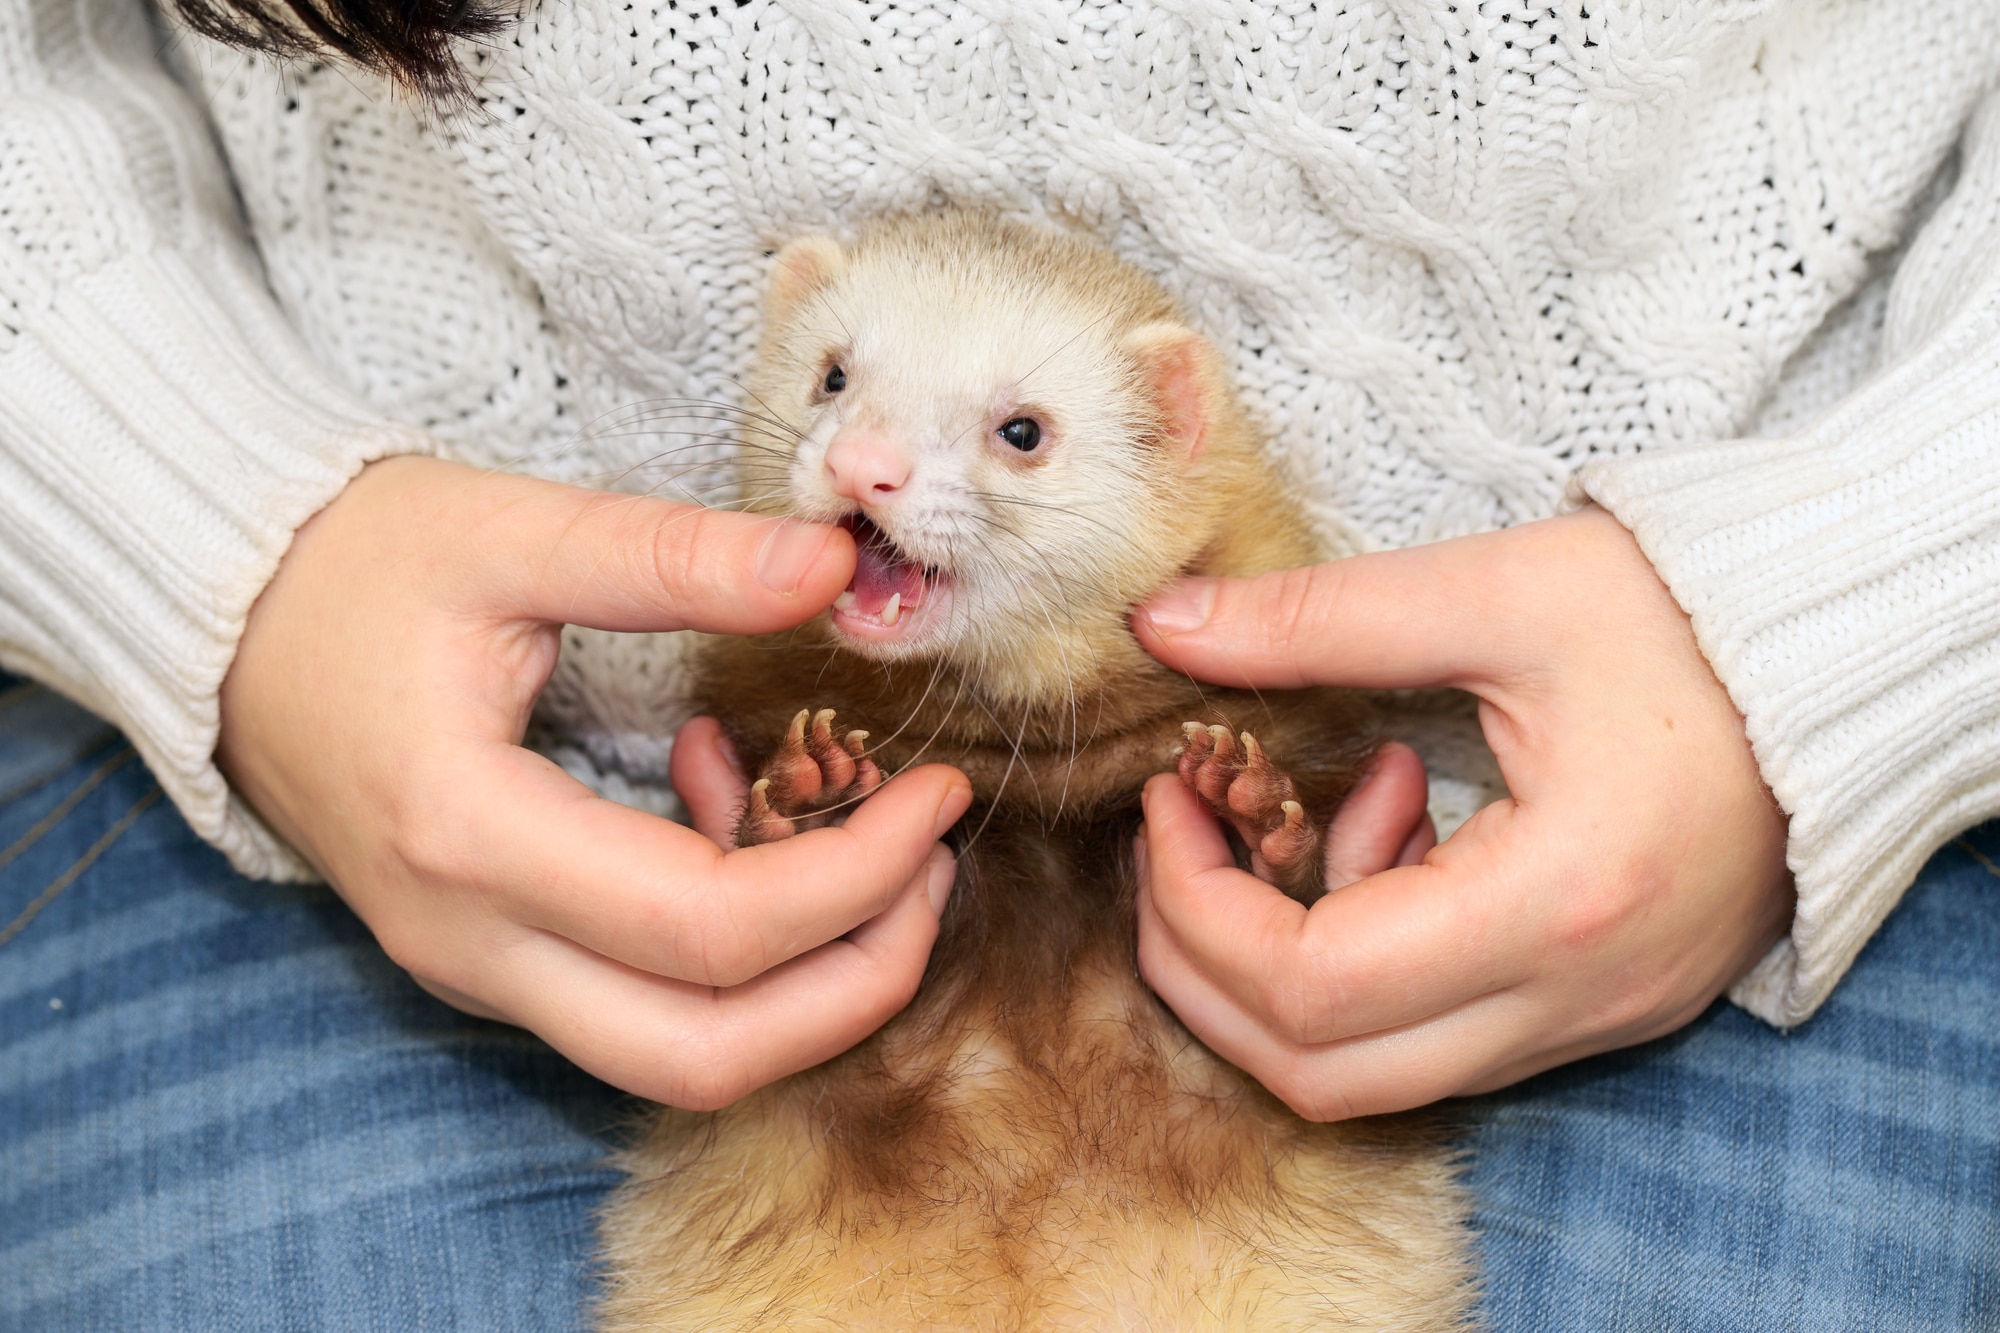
[998,417,1041,452]
[822,365,846,394]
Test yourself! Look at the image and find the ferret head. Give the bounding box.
[741,214,1299,705]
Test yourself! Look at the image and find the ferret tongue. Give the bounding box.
[849,536,925,616]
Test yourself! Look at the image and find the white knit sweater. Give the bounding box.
[2,0,1996,1028]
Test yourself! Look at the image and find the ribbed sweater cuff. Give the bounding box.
[0,249,434,879]
[1574,268,2000,1028]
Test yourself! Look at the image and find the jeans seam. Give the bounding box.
[0,782,161,949]
[1953,837,2000,882]
[0,747,137,878]
[0,729,124,808]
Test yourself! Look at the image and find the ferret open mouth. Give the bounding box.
[830,514,950,645]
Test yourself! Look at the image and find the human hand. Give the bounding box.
[218,456,971,1110]
[1132,507,1793,1120]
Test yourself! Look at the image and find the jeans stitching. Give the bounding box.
[0,783,161,949]
[1954,838,2000,882]
[0,747,137,878]
[0,729,124,808]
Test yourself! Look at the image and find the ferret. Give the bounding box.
[596,213,1477,1331]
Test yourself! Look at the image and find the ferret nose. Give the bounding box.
[822,428,913,506]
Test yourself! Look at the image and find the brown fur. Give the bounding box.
[597,215,1478,1330]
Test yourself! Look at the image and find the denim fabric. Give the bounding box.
[0,679,627,1332]
[2,674,1995,1330]
[1468,823,2000,1332]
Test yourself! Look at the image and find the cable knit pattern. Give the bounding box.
[0,0,434,878]
[2,0,1997,1019]
[1579,94,2000,1025]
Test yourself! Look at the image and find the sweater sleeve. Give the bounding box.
[1574,89,2000,1029]
[0,0,434,879]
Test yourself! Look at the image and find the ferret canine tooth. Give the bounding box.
[882,592,902,626]
[834,591,857,612]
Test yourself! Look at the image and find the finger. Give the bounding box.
[1323,741,1433,889]
[670,716,750,846]
[410,974,508,1022]
[1133,535,1517,690]
[439,742,971,986]
[1140,772,1533,1043]
[1135,897,1530,1119]
[486,845,956,1108]
[464,469,857,633]
[1395,813,1438,867]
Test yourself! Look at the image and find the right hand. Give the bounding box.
[218,456,971,1110]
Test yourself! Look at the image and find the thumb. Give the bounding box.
[470,471,856,634]
[1132,539,1499,690]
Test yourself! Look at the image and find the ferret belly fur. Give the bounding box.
[596,215,1478,1331]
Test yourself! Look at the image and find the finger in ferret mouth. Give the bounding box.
[831,514,949,643]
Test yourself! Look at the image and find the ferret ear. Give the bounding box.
[1122,322,1222,465]
[765,235,846,324]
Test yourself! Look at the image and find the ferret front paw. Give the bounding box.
[736,708,883,846]
[1174,723,1324,902]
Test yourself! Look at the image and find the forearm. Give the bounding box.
[1575,94,2000,1027]
[0,0,431,876]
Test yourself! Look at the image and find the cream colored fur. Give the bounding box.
[596,215,1479,1331]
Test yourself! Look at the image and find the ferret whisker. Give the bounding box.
[881,668,973,784]
[951,691,1034,855]
[1008,308,1119,397]
[591,396,810,441]
[968,491,1122,541]
[853,654,954,760]
[732,383,811,450]
[794,663,968,824]
[964,532,1091,815]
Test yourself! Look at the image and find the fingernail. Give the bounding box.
[1141,580,1216,635]
[925,849,958,916]
[932,780,971,839]
[755,520,838,595]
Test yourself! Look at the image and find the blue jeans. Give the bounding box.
[3,677,1995,1330]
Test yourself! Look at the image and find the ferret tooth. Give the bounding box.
[834,591,857,611]
[882,592,902,626]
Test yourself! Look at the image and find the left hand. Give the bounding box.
[1132,507,1794,1120]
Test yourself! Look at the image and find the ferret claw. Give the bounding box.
[740,777,798,844]
[736,707,882,847]
[1172,721,1325,900]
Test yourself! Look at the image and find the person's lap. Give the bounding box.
[2,677,1993,1331]
[0,678,625,1330]
[1466,826,2000,1331]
